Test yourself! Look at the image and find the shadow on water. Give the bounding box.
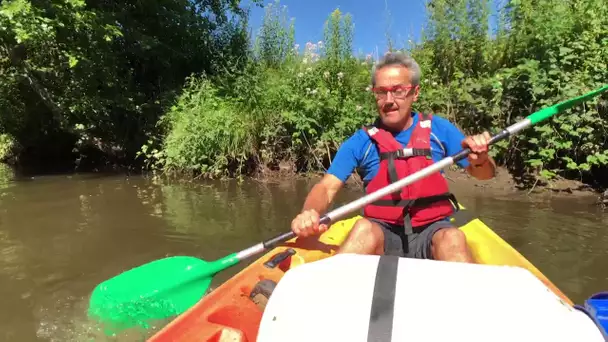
[0,166,606,340]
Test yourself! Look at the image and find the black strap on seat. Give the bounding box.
[367,255,399,342]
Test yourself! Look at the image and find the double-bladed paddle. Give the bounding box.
[87,84,608,334]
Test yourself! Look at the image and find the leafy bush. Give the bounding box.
[0,134,16,162]
[145,6,377,178]
[145,0,608,187]
[0,0,250,170]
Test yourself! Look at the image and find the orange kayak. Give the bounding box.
[148,206,571,341]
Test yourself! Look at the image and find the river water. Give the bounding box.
[0,164,607,341]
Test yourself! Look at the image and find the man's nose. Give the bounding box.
[385,91,395,103]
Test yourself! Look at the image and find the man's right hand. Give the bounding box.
[291,209,329,237]
[291,174,344,237]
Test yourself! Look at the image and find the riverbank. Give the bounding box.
[442,166,597,196]
[1,160,605,206]
[252,164,606,205]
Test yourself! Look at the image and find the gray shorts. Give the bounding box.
[369,218,454,259]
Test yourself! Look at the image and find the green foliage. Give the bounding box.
[147,0,608,187]
[499,0,608,183]
[253,0,295,67]
[0,134,16,161]
[0,0,250,170]
[2,0,607,188]
[151,76,257,178]
[147,4,377,177]
[413,0,608,185]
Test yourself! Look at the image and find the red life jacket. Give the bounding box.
[362,113,458,234]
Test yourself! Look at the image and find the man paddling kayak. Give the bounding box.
[291,52,496,263]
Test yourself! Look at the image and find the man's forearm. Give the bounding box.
[466,157,496,180]
[301,183,333,215]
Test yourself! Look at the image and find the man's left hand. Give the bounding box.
[462,131,491,166]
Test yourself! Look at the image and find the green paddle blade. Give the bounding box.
[527,84,608,124]
[87,252,240,335]
[87,256,212,334]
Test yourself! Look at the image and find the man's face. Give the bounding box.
[372,65,420,129]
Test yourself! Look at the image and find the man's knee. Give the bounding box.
[351,218,383,238]
[432,227,467,249]
[340,218,384,253]
[431,227,475,263]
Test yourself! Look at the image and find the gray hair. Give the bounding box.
[371,52,422,87]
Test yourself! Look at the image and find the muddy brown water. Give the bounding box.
[0,164,607,341]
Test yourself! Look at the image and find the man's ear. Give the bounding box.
[412,85,421,101]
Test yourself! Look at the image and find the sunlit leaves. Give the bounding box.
[414,0,608,183]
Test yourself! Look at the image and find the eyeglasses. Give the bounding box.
[371,85,416,99]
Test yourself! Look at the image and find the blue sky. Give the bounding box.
[240,0,502,56]
[242,0,431,57]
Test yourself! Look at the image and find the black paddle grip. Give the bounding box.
[263,215,332,250]
[264,231,295,249]
[451,148,472,163]
[489,129,510,145]
[451,129,511,163]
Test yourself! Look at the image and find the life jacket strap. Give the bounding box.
[384,150,433,186]
[402,193,460,235]
[370,193,460,235]
[379,148,432,160]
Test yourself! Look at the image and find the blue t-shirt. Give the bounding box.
[327,112,470,183]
